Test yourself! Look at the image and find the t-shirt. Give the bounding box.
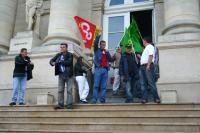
[140,44,154,65]
[100,50,108,68]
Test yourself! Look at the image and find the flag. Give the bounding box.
[129,17,143,53]
[120,28,132,53]
[119,17,143,53]
[74,16,96,49]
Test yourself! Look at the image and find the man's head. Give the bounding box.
[20,48,27,57]
[60,43,68,53]
[99,40,106,50]
[125,44,133,54]
[142,37,151,47]
[116,46,121,53]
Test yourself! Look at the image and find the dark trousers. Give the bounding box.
[139,64,160,101]
[58,75,73,106]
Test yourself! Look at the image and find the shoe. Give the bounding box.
[155,99,161,104]
[54,105,64,110]
[66,104,73,109]
[141,99,147,104]
[80,100,88,104]
[19,103,25,105]
[9,102,16,106]
[100,99,105,103]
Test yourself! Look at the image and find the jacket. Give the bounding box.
[74,57,86,76]
[49,52,73,77]
[119,53,139,81]
[13,55,34,80]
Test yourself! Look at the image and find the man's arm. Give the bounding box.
[147,55,153,70]
[49,53,60,66]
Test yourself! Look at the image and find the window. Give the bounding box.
[133,0,148,3]
[110,0,124,6]
[108,16,124,50]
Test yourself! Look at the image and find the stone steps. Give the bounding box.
[0,104,200,132]
[0,130,197,133]
[0,122,199,132]
[1,117,200,123]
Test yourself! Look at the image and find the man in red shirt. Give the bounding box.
[93,40,112,103]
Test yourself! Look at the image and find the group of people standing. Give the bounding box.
[9,37,160,109]
[93,37,160,104]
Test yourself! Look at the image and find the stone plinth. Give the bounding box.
[37,93,54,105]
[160,90,177,103]
[9,31,42,55]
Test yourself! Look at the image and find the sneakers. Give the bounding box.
[9,102,16,106]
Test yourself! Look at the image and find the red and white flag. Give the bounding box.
[74,16,96,49]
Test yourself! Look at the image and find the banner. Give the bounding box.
[74,16,96,49]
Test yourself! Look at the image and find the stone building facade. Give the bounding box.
[0,0,199,105]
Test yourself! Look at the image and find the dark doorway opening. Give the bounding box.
[130,10,152,42]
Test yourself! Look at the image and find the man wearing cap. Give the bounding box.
[119,44,139,103]
[140,37,160,103]
[112,46,121,95]
[92,40,112,104]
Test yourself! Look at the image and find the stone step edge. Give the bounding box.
[1,116,200,118]
[0,108,200,113]
[0,122,200,126]
[1,103,200,107]
[0,129,198,133]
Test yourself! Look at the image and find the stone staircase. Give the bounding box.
[0,103,200,133]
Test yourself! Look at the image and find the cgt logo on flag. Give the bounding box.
[74,16,96,49]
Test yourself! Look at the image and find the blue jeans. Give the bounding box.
[139,64,160,101]
[11,76,27,103]
[92,67,108,103]
[125,77,137,102]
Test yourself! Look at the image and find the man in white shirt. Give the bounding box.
[140,37,160,104]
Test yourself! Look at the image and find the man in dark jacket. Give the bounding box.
[119,44,139,103]
[74,57,89,103]
[9,48,34,106]
[50,43,73,109]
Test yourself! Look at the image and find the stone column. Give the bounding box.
[0,0,18,54]
[154,0,164,42]
[163,0,200,35]
[157,0,200,103]
[44,0,80,45]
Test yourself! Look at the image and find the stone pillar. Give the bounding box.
[163,0,200,35]
[44,0,80,45]
[0,0,18,54]
[154,0,164,42]
[157,0,200,103]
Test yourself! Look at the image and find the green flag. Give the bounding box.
[119,17,143,53]
[120,28,133,53]
[129,17,143,53]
